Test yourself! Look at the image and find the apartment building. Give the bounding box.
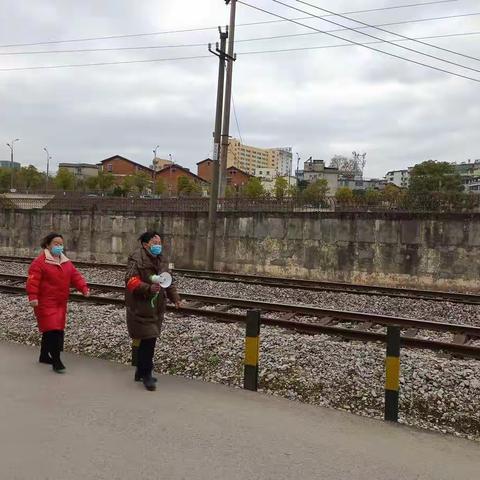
[296,158,339,194]
[226,138,292,176]
[385,169,411,188]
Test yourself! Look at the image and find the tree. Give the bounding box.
[302,179,329,204]
[122,175,136,194]
[273,177,288,200]
[287,184,299,198]
[177,176,192,195]
[133,172,150,194]
[297,180,309,191]
[335,186,354,203]
[155,178,167,196]
[409,160,463,194]
[382,184,401,203]
[97,172,115,192]
[16,166,44,191]
[329,154,365,178]
[364,188,382,205]
[0,168,11,191]
[189,181,203,197]
[54,168,75,191]
[225,185,237,198]
[85,176,99,191]
[112,185,125,197]
[177,176,203,197]
[329,155,349,169]
[243,177,265,199]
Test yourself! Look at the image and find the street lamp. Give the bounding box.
[6,138,20,191]
[168,154,173,197]
[43,147,51,192]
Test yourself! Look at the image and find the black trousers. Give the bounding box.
[137,338,157,377]
[41,330,64,362]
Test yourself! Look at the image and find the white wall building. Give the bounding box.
[254,167,277,181]
[296,159,339,194]
[385,169,410,188]
[270,147,293,176]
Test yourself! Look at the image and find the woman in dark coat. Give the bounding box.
[26,232,90,373]
[125,231,181,391]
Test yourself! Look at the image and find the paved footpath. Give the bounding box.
[1,341,478,480]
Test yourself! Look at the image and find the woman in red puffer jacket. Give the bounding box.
[26,232,90,373]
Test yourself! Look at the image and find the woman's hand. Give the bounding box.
[175,300,181,309]
[150,284,161,293]
[29,299,39,308]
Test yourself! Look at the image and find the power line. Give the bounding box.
[268,0,480,73]
[0,54,211,71]
[239,31,480,56]
[297,0,480,63]
[232,96,244,145]
[0,41,206,56]
[237,1,480,83]
[1,30,478,72]
[0,0,459,49]
[235,12,480,46]
[2,11,478,57]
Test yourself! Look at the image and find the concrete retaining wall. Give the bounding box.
[1,209,479,292]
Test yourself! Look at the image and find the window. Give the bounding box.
[107,164,113,172]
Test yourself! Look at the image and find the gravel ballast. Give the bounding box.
[1,292,479,442]
[2,260,479,327]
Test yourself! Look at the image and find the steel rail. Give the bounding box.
[1,255,478,305]
[1,273,479,336]
[2,276,480,358]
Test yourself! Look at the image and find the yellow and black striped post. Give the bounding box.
[131,339,141,367]
[385,326,401,422]
[244,310,261,391]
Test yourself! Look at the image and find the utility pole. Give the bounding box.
[43,147,51,192]
[6,138,19,191]
[206,27,229,271]
[219,0,237,197]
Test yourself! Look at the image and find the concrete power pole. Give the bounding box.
[206,27,229,271]
[219,0,237,197]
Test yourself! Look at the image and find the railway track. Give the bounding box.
[1,255,478,305]
[1,273,480,359]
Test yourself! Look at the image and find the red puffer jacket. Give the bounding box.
[26,250,89,332]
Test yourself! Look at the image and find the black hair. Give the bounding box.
[41,232,64,249]
[138,231,162,244]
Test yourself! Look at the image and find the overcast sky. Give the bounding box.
[0,0,479,178]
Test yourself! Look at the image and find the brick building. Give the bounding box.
[99,155,154,183]
[156,163,209,195]
[197,159,252,189]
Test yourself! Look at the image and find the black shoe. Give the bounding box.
[39,355,53,365]
[143,375,157,391]
[134,370,157,382]
[52,360,66,374]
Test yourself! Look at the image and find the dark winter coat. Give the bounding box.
[125,247,180,339]
[26,250,89,332]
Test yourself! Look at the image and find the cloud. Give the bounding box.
[0,0,478,178]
